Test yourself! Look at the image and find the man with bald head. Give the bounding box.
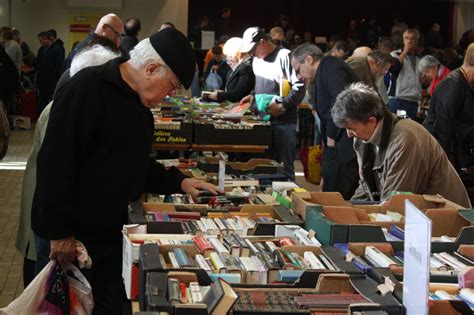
[62,13,124,72]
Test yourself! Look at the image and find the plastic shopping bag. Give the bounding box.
[0,261,93,315]
[299,145,322,184]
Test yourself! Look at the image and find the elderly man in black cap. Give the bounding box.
[32,28,220,314]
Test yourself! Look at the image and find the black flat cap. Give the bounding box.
[149,28,196,89]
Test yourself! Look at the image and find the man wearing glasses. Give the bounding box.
[62,13,124,72]
[240,27,305,181]
[32,28,220,314]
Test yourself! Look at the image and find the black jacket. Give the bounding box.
[314,56,360,162]
[36,43,64,89]
[32,58,186,240]
[120,35,138,58]
[217,58,255,102]
[424,68,474,168]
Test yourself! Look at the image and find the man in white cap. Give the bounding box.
[240,27,305,181]
[32,28,220,314]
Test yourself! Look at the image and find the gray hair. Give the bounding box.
[418,55,440,73]
[70,44,120,77]
[292,43,324,64]
[368,50,392,67]
[331,82,386,127]
[129,37,169,78]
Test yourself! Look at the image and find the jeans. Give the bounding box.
[34,234,51,275]
[271,123,297,181]
[388,98,418,119]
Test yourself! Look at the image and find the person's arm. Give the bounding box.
[144,160,188,195]
[326,64,355,144]
[217,65,255,102]
[281,52,306,110]
[429,82,461,159]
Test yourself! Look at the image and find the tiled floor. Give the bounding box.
[0,129,33,308]
[0,129,319,309]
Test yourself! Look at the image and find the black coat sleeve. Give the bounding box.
[217,65,255,102]
[34,74,103,240]
[427,80,462,158]
[326,63,357,140]
[143,160,188,195]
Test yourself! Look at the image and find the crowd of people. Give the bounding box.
[0,10,473,315]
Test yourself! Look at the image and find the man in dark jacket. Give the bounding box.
[62,13,124,72]
[32,28,219,314]
[120,17,141,57]
[424,43,474,170]
[36,31,64,114]
[292,43,360,199]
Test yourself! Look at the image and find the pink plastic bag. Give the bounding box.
[0,261,93,315]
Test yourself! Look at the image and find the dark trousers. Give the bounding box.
[37,83,54,116]
[34,234,50,275]
[321,147,359,199]
[388,98,418,119]
[23,257,36,288]
[35,233,124,315]
[271,123,297,181]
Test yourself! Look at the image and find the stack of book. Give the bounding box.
[232,290,368,314]
[160,235,335,284]
[429,289,474,310]
[430,252,474,276]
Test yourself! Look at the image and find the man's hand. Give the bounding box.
[181,178,224,198]
[240,94,254,105]
[267,102,283,117]
[208,91,218,100]
[50,235,76,267]
[326,136,336,148]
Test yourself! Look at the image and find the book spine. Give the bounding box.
[365,246,397,268]
[174,248,192,267]
[210,252,227,273]
[196,254,211,271]
[168,252,180,268]
[168,278,181,305]
[210,237,230,256]
[304,251,326,269]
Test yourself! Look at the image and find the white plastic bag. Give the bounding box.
[0,261,94,315]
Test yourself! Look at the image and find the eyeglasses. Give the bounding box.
[105,24,123,40]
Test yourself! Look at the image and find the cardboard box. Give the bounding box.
[292,192,474,245]
[197,157,283,175]
[122,228,193,300]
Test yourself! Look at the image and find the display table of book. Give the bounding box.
[124,187,474,314]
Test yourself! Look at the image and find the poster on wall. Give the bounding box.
[201,31,215,50]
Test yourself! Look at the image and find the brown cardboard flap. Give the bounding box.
[348,243,395,257]
[143,202,177,212]
[323,206,360,224]
[458,245,474,260]
[354,209,371,221]
[315,273,356,293]
[381,194,463,215]
[308,192,348,207]
[429,300,465,315]
[429,283,460,295]
[425,209,470,237]
[167,271,199,285]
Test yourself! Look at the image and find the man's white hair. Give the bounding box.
[129,38,169,78]
[70,44,120,77]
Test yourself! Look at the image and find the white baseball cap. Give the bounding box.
[241,26,266,53]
